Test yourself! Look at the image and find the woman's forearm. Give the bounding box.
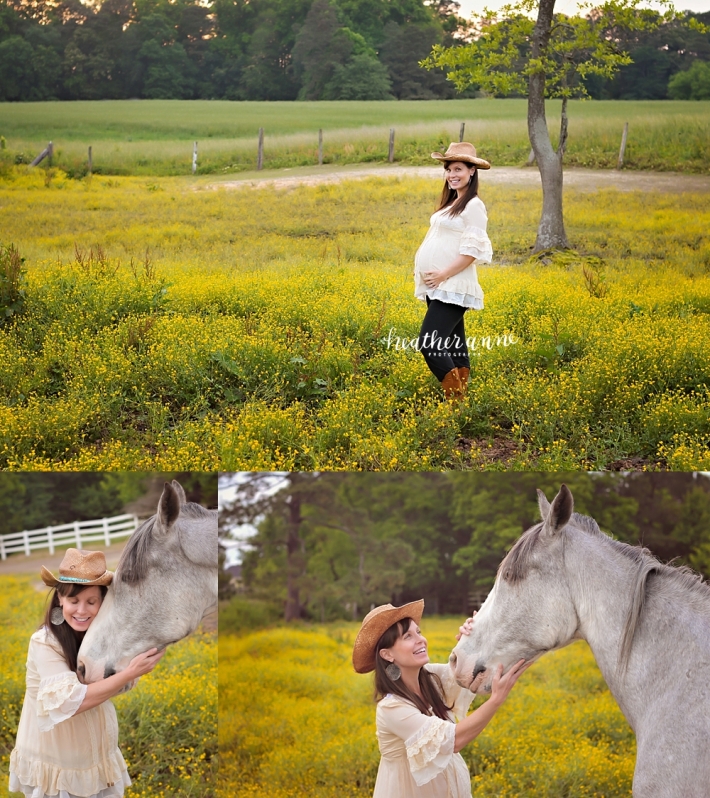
[441,254,475,280]
[453,696,503,753]
[75,670,136,714]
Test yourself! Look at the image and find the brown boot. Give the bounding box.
[457,367,470,394]
[441,368,464,400]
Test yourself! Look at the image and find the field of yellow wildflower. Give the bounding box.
[219,619,635,798]
[1,168,709,469]
[0,575,217,798]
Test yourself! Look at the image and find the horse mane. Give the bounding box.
[116,502,214,584]
[499,510,710,671]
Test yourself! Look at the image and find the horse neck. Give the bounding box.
[563,529,670,729]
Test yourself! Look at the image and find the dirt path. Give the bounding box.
[206,164,710,194]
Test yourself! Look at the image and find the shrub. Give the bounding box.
[0,243,26,323]
[668,60,710,100]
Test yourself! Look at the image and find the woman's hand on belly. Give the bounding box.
[422,269,449,289]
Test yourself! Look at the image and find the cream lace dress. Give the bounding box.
[372,663,477,798]
[414,196,493,310]
[9,627,132,798]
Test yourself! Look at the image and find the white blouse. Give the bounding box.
[9,627,132,798]
[372,663,477,798]
[414,197,493,310]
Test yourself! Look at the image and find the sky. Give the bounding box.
[456,0,710,17]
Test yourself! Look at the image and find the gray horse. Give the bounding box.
[78,480,217,683]
[450,484,710,798]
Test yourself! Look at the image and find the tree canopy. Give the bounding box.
[0,0,707,100]
[221,473,710,622]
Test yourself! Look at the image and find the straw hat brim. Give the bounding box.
[352,599,425,674]
[40,565,114,588]
[431,152,491,169]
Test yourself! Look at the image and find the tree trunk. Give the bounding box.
[285,495,303,621]
[528,0,569,252]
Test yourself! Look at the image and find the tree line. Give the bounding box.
[0,472,216,534]
[220,473,710,622]
[1,0,708,102]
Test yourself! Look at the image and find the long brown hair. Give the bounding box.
[436,164,479,217]
[374,618,452,721]
[42,583,108,672]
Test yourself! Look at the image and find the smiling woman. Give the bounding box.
[414,142,494,401]
[8,549,164,798]
[352,601,529,798]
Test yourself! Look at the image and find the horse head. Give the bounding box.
[449,484,580,693]
[77,480,217,683]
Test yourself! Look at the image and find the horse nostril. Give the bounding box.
[104,666,115,679]
[472,661,486,680]
[449,652,457,668]
[77,664,85,679]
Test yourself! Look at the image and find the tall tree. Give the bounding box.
[424,0,705,251]
[292,0,353,99]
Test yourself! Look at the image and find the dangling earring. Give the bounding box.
[385,662,401,681]
[51,606,65,625]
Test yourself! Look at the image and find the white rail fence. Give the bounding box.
[0,514,139,561]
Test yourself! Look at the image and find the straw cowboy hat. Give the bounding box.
[352,599,425,674]
[431,142,491,169]
[41,548,114,587]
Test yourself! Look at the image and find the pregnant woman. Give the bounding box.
[353,600,528,797]
[9,548,164,798]
[414,142,493,400]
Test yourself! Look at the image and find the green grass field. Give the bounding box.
[219,616,636,797]
[2,99,709,175]
[1,171,709,470]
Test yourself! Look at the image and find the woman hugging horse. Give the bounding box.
[9,548,163,798]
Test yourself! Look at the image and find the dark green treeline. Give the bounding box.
[1,0,709,102]
[220,473,710,622]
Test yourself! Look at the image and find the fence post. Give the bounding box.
[74,521,81,548]
[88,145,92,176]
[48,527,55,555]
[388,128,395,163]
[257,128,264,171]
[318,129,323,166]
[192,141,198,175]
[104,517,110,547]
[616,122,629,170]
[459,122,465,142]
[23,530,30,556]
[30,141,54,167]
[0,536,5,561]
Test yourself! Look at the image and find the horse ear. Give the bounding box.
[171,480,187,506]
[157,482,182,532]
[537,489,551,520]
[540,484,573,537]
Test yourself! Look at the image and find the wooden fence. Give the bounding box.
[0,513,139,560]
[29,121,631,174]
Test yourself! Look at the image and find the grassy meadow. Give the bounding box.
[219,617,636,798]
[0,575,217,798]
[1,99,709,175]
[1,170,710,470]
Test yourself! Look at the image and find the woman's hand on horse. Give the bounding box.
[489,659,530,706]
[127,647,166,679]
[456,611,477,641]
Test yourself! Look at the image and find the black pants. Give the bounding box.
[418,298,470,381]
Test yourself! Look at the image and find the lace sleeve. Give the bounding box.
[36,672,88,732]
[459,226,493,262]
[405,715,456,786]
